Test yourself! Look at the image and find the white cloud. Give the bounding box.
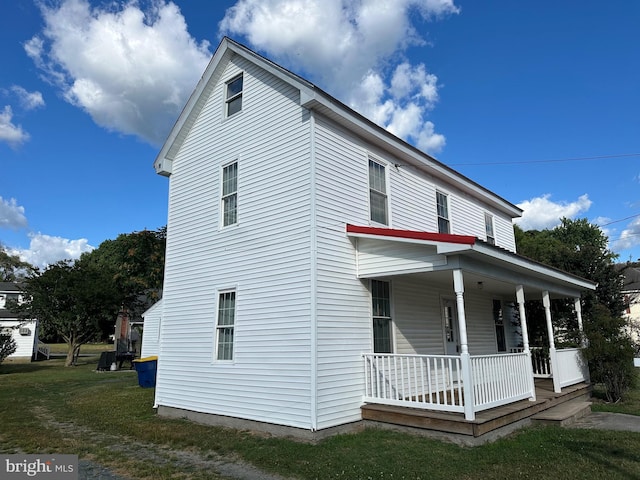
[0,197,28,230]
[10,233,94,270]
[26,0,211,146]
[219,0,458,154]
[0,105,30,147]
[515,194,592,231]
[10,86,45,110]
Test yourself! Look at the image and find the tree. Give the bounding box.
[81,228,166,320]
[0,244,35,281]
[0,332,17,365]
[18,259,122,366]
[515,218,634,401]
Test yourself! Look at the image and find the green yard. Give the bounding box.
[1,357,639,480]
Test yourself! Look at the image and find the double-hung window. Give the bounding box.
[216,290,236,361]
[225,74,243,117]
[493,299,506,352]
[371,280,393,353]
[436,191,450,234]
[221,162,238,227]
[485,213,495,245]
[369,159,388,225]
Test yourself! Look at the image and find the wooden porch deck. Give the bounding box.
[361,379,591,441]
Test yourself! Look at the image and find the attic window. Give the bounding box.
[225,74,243,117]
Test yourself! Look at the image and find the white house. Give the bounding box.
[0,282,42,361]
[619,265,640,365]
[152,37,596,439]
[140,300,162,358]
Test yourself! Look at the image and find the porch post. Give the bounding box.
[453,269,475,421]
[516,285,537,401]
[543,291,561,393]
[574,297,586,347]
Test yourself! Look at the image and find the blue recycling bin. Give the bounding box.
[133,356,158,388]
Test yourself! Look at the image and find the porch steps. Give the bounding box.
[361,380,592,442]
[531,400,592,426]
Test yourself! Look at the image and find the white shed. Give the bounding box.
[140,300,162,358]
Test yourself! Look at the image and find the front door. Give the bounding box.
[442,298,460,355]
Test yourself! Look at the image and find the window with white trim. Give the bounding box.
[221,161,238,227]
[493,299,506,352]
[371,280,393,353]
[216,290,236,361]
[225,74,243,117]
[369,159,388,225]
[436,191,450,234]
[485,213,495,245]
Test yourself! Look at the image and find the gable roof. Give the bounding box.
[154,37,522,219]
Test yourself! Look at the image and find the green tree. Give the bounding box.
[515,218,634,401]
[0,332,17,365]
[18,259,122,366]
[81,228,166,318]
[0,245,35,281]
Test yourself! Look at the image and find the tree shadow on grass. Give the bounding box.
[557,435,640,479]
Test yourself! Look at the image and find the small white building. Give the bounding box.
[152,37,596,439]
[140,300,162,358]
[0,282,40,361]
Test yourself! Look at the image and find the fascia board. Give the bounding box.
[468,244,597,291]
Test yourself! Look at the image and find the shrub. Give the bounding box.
[583,304,636,402]
[0,332,17,364]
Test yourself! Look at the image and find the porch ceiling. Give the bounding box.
[347,225,596,299]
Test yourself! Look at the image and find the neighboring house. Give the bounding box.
[619,264,640,354]
[0,282,41,361]
[152,37,596,439]
[140,300,162,358]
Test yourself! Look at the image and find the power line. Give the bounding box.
[600,213,640,227]
[449,153,640,166]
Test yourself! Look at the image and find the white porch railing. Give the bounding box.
[510,347,552,378]
[37,341,50,360]
[470,353,533,412]
[554,347,589,388]
[363,352,535,417]
[363,354,464,413]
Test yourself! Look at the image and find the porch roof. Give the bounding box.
[346,224,597,298]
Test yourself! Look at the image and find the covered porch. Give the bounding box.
[347,224,596,423]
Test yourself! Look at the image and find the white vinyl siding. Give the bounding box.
[158,56,313,429]
[141,300,161,358]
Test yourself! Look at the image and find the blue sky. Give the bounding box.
[0,0,638,268]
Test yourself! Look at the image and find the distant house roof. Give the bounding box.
[618,265,640,291]
[0,282,21,293]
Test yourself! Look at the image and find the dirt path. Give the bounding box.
[32,407,292,480]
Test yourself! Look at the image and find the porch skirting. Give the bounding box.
[361,379,591,445]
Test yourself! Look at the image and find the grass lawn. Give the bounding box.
[1,358,640,480]
[47,342,113,355]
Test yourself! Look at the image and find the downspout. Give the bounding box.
[309,109,318,432]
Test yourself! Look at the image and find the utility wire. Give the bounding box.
[449,153,640,166]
